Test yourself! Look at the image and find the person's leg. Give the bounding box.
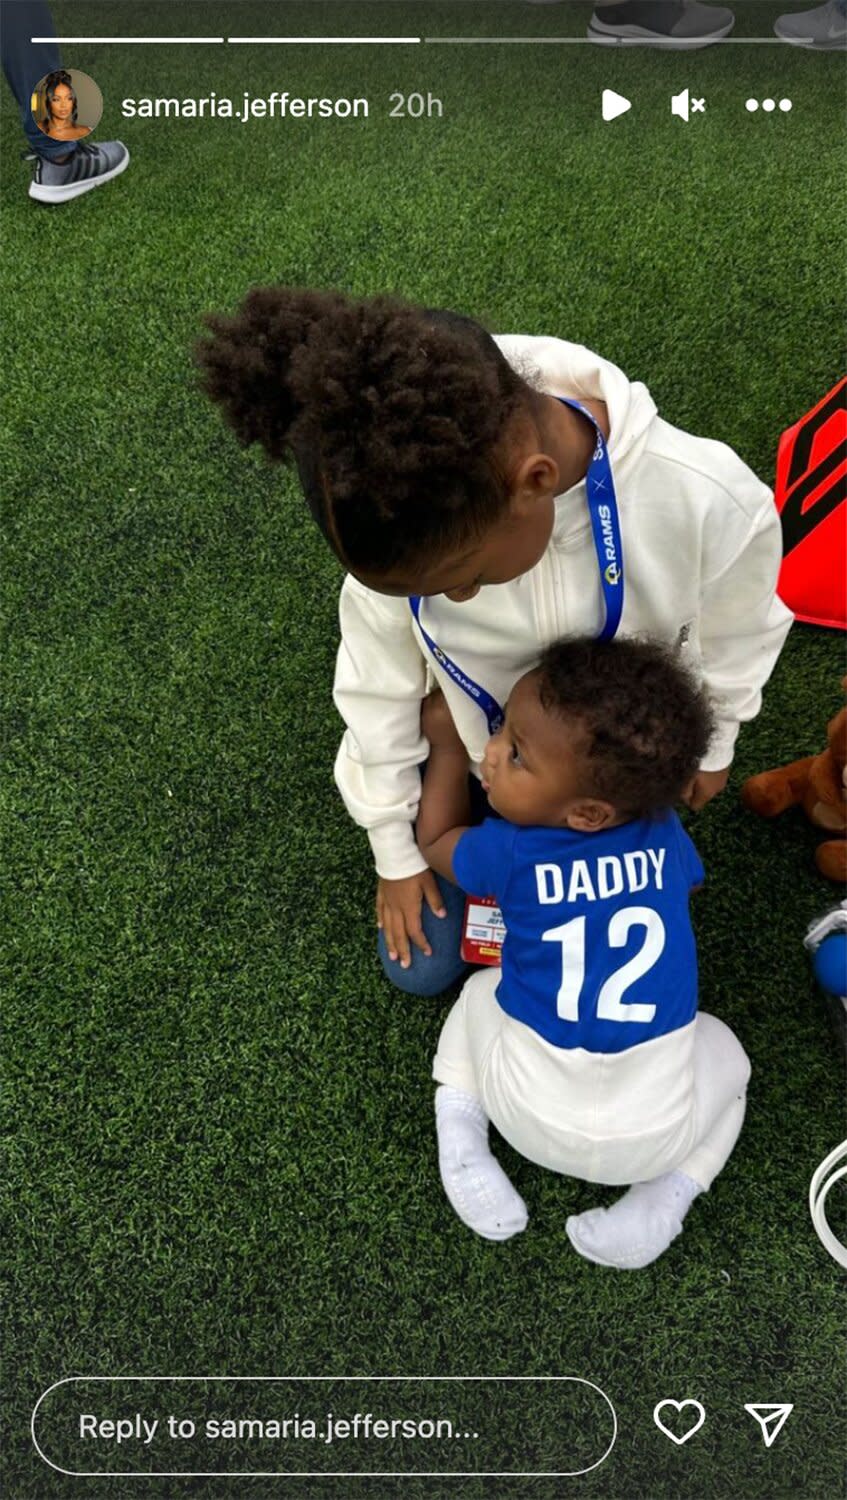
[669,1012,751,1189]
[567,1013,750,1269]
[1,1,131,201]
[378,868,470,997]
[433,970,528,1241]
[0,0,71,161]
[377,768,491,998]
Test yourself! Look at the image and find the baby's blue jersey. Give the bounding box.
[452,813,704,1055]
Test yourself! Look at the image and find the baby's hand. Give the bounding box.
[421,689,466,755]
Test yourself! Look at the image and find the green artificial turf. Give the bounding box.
[2,4,846,1496]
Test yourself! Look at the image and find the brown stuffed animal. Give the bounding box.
[741,678,847,882]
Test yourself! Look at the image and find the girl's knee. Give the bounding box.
[376,876,468,996]
[377,931,467,997]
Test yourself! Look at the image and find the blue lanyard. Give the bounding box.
[566,398,624,643]
[409,594,506,734]
[409,398,623,733]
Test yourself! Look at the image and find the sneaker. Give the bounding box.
[588,0,735,45]
[774,0,847,47]
[27,139,130,203]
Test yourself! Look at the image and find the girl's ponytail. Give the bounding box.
[199,287,533,574]
[195,286,346,461]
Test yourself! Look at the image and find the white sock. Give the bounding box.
[565,1169,703,1269]
[434,1086,528,1242]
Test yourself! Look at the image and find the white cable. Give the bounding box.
[809,1141,847,1270]
[804,908,847,1267]
[804,900,847,953]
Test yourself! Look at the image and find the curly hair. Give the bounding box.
[535,637,714,816]
[195,288,539,574]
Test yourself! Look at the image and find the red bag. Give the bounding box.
[775,377,847,630]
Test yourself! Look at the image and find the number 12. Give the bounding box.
[542,906,665,1024]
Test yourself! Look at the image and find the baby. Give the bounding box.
[416,636,751,1269]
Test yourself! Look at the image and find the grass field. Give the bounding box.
[3,3,846,1496]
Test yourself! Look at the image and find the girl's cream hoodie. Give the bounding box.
[333,336,793,880]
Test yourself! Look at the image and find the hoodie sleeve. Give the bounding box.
[333,575,431,880]
[696,462,793,772]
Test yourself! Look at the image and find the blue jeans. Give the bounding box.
[377,769,493,998]
[0,1,75,161]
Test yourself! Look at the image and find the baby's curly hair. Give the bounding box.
[534,637,714,816]
[195,288,539,574]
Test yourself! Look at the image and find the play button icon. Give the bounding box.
[602,89,632,121]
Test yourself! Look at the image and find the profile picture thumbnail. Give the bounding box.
[32,68,103,143]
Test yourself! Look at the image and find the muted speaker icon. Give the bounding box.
[671,88,706,121]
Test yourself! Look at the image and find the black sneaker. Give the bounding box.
[588,0,735,46]
[27,139,130,203]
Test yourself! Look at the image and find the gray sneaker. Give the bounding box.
[27,139,130,203]
[588,0,735,45]
[774,0,847,47]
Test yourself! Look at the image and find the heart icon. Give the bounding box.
[653,1399,706,1445]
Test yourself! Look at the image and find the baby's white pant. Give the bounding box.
[433,967,751,1189]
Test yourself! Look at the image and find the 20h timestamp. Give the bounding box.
[388,92,444,118]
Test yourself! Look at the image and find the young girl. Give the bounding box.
[197,288,792,995]
[416,638,751,1268]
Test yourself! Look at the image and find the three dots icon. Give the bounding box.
[746,98,792,113]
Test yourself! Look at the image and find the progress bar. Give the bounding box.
[31,36,226,44]
[34,34,796,45]
[427,34,797,42]
[33,35,421,45]
[228,36,422,44]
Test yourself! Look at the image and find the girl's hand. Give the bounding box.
[421,689,466,756]
[376,871,447,969]
[682,767,730,810]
